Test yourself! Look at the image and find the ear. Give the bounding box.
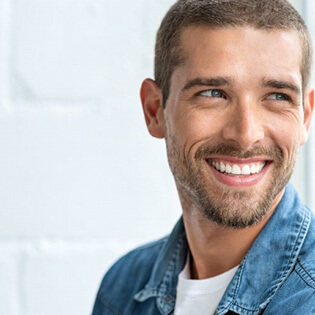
[140,79,165,139]
[300,87,314,146]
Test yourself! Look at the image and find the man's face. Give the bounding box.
[159,26,313,228]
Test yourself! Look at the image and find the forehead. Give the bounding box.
[173,26,303,87]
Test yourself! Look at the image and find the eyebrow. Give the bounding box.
[182,77,230,92]
[262,79,301,95]
[182,76,302,96]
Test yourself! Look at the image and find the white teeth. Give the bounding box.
[220,162,225,173]
[216,162,220,170]
[241,165,251,175]
[226,164,232,174]
[210,160,266,175]
[232,165,241,175]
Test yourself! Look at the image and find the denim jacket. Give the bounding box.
[92,184,315,315]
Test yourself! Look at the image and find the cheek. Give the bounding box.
[174,109,222,142]
[267,115,303,159]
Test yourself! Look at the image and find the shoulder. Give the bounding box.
[93,236,168,313]
[102,236,168,289]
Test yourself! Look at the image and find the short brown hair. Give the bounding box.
[155,0,312,106]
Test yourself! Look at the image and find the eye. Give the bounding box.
[266,93,291,101]
[199,89,226,99]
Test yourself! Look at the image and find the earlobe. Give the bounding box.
[140,79,165,139]
[300,87,314,145]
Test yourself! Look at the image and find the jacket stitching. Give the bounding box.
[296,260,315,290]
[226,205,310,313]
[261,206,310,302]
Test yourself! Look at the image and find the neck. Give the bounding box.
[178,185,284,279]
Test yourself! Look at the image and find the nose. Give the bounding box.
[222,98,265,150]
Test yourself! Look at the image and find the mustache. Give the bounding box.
[195,143,283,161]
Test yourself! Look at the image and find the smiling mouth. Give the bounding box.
[206,158,270,176]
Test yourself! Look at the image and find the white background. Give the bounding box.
[0,0,313,314]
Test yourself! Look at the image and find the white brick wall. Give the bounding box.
[0,1,311,314]
[0,246,19,315]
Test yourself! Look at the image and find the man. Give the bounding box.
[92,0,315,314]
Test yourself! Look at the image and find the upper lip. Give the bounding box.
[207,156,272,164]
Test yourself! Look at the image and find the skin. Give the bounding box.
[140,26,314,279]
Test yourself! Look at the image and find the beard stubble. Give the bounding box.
[165,132,298,229]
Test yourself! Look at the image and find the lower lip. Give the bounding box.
[206,160,271,187]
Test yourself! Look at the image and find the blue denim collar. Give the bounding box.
[134,218,187,314]
[134,184,311,315]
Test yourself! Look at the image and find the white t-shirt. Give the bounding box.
[174,256,239,315]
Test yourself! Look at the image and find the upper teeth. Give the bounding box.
[210,160,265,175]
